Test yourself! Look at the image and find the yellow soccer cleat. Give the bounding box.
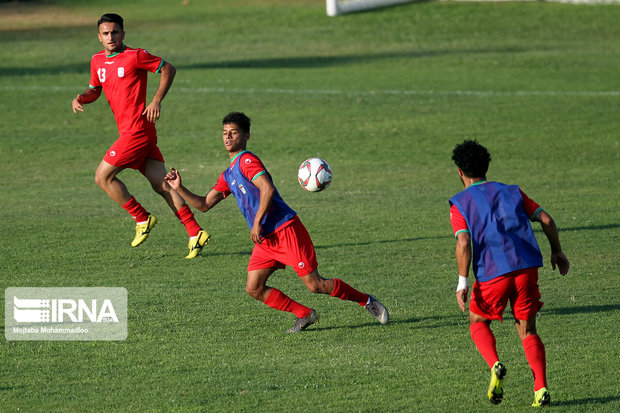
[131,214,157,247]
[532,387,550,407]
[488,361,507,405]
[186,229,210,259]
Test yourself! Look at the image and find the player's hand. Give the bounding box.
[143,101,161,122]
[164,167,182,191]
[551,251,570,276]
[250,224,263,245]
[72,95,84,113]
[456,288,468,312]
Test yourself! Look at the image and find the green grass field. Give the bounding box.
[1,0,619,411]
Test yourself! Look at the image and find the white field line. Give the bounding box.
[2,85,619,97]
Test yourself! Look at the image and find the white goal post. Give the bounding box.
[326,0,418,16]
[326,0,620,16]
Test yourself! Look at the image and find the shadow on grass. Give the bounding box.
[315,235,446,250]
[534,223,620,233]
[176,47,532,71]
[0,46,541,77]
[0,62,88,76]
[312,314,464,332]
[561,223,620,232]
[0,385,24,391]
[541,304,620,316]
[553,395,620,407]
[202,236,445,258]
[313,303,620,332]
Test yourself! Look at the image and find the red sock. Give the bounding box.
[121,197,148,223]
[264,288,312,318]
[522,334,547,391]
[175,205,201,237]
[330,278,370,306]
[470,322,500,369]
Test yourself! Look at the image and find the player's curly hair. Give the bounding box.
[452,139,491,178]
[223,112,251,133]
[98,13,124,31]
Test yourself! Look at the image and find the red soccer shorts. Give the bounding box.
[248,216,318,277]
[469,267,543,322]
[103,127,164,174]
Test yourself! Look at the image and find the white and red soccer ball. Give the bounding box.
[297,158,332,192]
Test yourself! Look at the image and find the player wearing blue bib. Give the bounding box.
[165,112,389,333]
[223,150,296,236]
[449,140,569,407]
[450,181,544,283]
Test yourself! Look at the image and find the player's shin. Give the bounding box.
[264,288,312,318]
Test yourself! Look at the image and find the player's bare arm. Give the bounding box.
[455,231,472,312]
[249,174,275,245]
[164,168,223,212]
[71,87,102,113]
[143,62,176,122]
[533,210,570,275]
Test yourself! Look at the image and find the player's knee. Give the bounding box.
[150,181,166,195]
[302,272,330,294]
[245,284,262,300]
[94,171,110,189]
[304,279,327,294]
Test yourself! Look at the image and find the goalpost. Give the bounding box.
[326,0,620,17]
[326,0,418,16]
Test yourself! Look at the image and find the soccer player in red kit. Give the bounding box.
[71,13,209,258]
[449,140,570,407]
[164,112,389,332]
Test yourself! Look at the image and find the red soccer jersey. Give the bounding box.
[89,45,164,135]
[450,183,542,237]
[212,151,267,197]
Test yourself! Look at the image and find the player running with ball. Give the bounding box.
[71,13,209,258]
[165,112,389,332]
[449,140,570,407]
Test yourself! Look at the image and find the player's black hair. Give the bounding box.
[223,112,251,133]
[98,13,124,31]
[451,139,492,179]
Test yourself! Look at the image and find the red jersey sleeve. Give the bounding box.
[136,48,164,73]
[519,189,543,219]
[450,204,469,238]
[212,171,231,198]
[89,54,102,89]
[238,153,267,182]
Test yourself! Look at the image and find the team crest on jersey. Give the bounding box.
[245,158,252,165]
[117,67,125,78]
[238,184,246,195]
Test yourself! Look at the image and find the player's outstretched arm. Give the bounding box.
[71,87,102,113]
[143,61,176,122]
[164,167,223,213]
[533,210,570,275]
